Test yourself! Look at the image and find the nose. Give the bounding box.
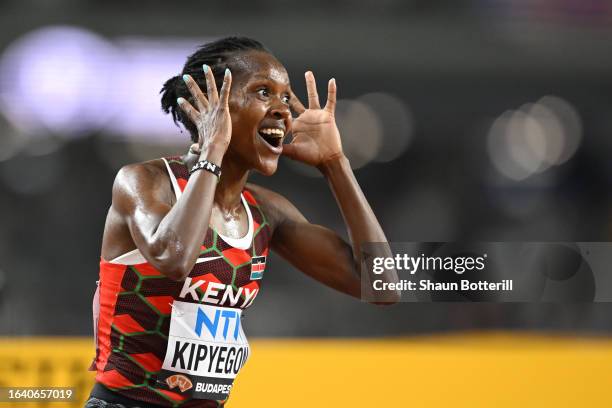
[269,97,291,121]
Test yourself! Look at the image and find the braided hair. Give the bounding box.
[160,36,269,142]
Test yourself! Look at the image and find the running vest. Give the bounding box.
[92,156,271,407]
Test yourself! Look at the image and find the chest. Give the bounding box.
[209,205,248,239]
[183,192,270,308]
[178,224,268,309]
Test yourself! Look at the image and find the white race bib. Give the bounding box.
[157,301,250,400]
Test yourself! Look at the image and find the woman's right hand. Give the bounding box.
[177,65,233,157]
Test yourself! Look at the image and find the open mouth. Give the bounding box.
[258,127,284,148]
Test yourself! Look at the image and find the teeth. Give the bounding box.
[259,128,284,137]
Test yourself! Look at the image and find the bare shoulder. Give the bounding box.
[115,158,167,187]
[245,183,288,204]
[112,158,173,211]
[245,183,308,227]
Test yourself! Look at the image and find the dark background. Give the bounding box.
[0,0,611,336]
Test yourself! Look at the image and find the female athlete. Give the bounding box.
[86,37,399,408]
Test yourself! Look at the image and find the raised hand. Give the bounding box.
[283,71,344,168]
[177,65,233,157]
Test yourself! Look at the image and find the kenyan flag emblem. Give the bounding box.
[250,256,266,280]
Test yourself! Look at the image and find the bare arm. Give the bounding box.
[111,152,222,280]
[258,165,400,304]
[268,72,400,303]
[110,66,233,280]
[251,185,357,297]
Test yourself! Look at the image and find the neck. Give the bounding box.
[182,148,249,212]
[215,158,249,211]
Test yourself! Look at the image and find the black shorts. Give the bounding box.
[85,384,165,408]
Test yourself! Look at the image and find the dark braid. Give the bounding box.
[160,36,269,142]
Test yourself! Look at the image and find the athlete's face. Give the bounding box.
[225,51,292,176]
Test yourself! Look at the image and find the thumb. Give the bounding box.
[281,142,300,160]
[189,143,201,155]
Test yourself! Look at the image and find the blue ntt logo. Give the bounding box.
[194,308,240,340]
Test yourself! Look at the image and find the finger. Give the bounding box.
[305,71,321,110]
[189,142,201,155]
[203,64,219,105]
[177,97,199,124]
[281,141,300,160]
[182,74,209,112]
[289,90,306,114]
[324,78,337,115]
[218,68,232,108]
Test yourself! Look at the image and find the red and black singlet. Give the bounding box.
[91,156,271,407]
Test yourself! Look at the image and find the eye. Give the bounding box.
[281,94,290,104]
[257,88,269,98]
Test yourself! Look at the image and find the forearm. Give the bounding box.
[319,155,400,300]
[148,145,225,279]
[319,155,386,244]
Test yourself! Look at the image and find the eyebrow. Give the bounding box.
[250,75,290,85]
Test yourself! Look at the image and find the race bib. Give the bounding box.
[157,301,249,401]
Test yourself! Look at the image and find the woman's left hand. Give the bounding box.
[282,71,344,168]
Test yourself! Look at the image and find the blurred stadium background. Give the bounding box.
[1,0,612,406]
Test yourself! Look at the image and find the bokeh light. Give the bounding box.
[286,98,383,177]
[358,92,414,163]
[334,99,383,169]
[487,96,582,182]
[286,93,413,177]
[0,26,116,137]
[0,25,202,141]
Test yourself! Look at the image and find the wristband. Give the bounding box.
[190,159,222,178]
